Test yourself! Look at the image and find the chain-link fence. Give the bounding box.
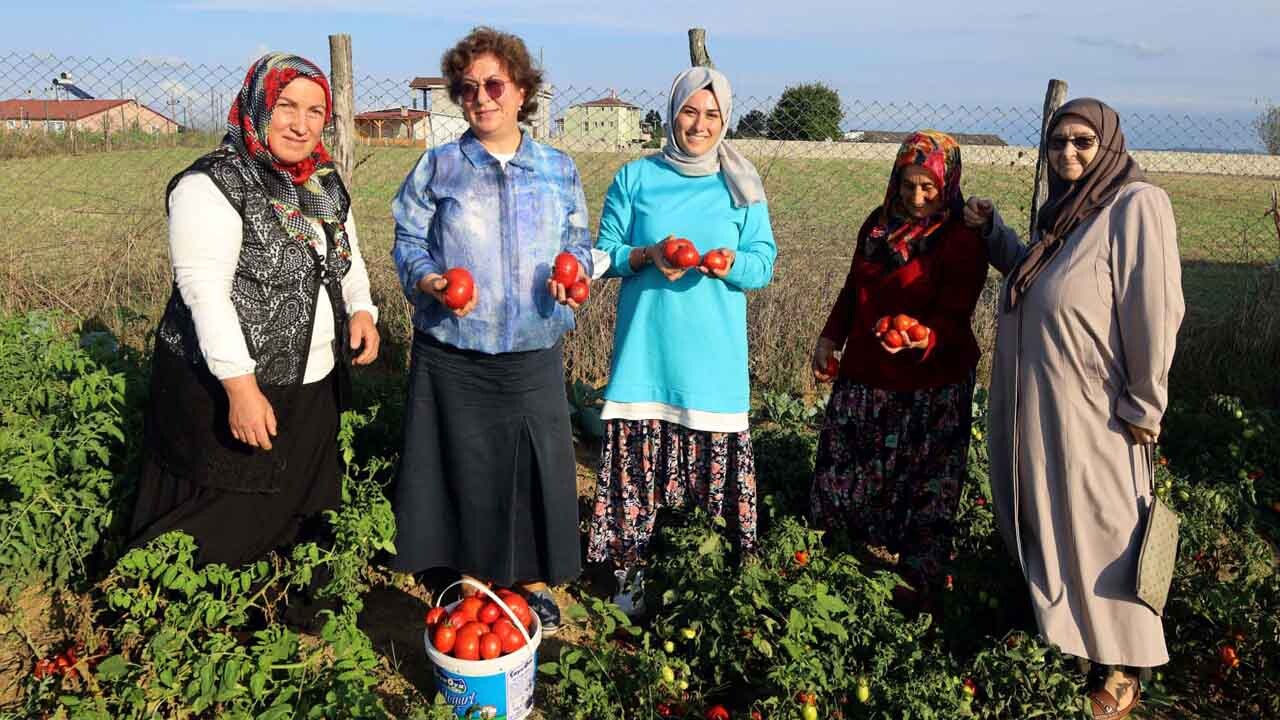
[2,52,1277,390]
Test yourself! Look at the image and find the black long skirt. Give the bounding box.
[390,332,580,586]
[129,346,341,567]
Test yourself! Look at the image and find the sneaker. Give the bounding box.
[611,568,646,618]
[527,589,561,636]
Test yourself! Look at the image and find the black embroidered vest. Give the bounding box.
[157,146,353,386]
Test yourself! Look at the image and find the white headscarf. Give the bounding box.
[660,66,766,208]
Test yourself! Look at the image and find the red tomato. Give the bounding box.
[552,252,580,286]
[796,690,816,705]
[892,314,917,332]
[673,246,701,269]
[884,329,905,349]
[875,316,891,335]
[501,594,535,629]
[477,602,502,625]
[442,267,475,310]
[702,249,729,273]
[492,618,518,638]
[568,280,590,304]
[1219,645,1239,668]
[33,658,52,679]
[448,609,471,628]
[458,622,489,643]
[794,550,810,567]
[501,627,527,654]
[705,705,731,720]
[424,607,446,627]
[458,596,485,620]
[906,323,929,343]
[432,623,457,654]
[663,238,692,265]
[479,632,503,660]
[453,633,481,661]
[55,655,71,670]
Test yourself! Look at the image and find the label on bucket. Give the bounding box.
[434,651,536,720]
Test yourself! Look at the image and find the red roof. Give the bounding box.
[573,94,639,109]
[410,77,448,90]
[0,98,133,121]
[356,108,430,120]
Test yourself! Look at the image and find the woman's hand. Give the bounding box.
[963,197,995,232]
[222,374,277,450]
[348,310,380,365]
[812,337,839,382]
[546,263,590,311]
[1127,422,1158,445]
[419,273,477,318]
[649,237,693,283]
[696,248,736,279]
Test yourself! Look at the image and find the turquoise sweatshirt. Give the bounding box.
[598,156,777,415]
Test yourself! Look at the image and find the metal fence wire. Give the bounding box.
[1,52,1277,387]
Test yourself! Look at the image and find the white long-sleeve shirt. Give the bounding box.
[168,173,378,384]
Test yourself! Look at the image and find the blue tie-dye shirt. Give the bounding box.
[391,130,593,354]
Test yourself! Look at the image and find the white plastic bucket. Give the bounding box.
[424,579,542,720]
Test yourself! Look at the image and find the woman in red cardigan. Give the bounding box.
[810,130,987,599]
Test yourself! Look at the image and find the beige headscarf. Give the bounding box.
[660,66,765,208]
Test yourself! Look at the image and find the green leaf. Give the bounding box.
[95,654,129,681]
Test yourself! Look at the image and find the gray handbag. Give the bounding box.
[1135,445,1180,616]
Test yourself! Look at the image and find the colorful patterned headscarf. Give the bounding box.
[224,53,349,257]
[863,130,963,266]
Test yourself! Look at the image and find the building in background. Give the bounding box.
[557,91,643,149]
[0,98,179,135]
[354,107,430,143]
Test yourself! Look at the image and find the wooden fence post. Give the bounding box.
[688,28,714,68]
[328,33,355,189]
[1030,79,1068,234]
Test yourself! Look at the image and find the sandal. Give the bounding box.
[1088,678,1141,719]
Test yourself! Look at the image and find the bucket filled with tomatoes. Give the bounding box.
[423,578,543,720]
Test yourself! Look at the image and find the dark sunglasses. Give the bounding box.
[1047,135,1099,151]
[459,78,507,104]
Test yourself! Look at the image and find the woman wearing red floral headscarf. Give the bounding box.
[130,53,380,567]
[809,130,987,598]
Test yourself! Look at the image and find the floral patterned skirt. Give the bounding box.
[811,376,974,588]
[587,419,757,569]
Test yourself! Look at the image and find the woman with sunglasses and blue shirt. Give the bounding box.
[965,98,1184,719]
[389,27,592,633]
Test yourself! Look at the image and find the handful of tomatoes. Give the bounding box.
[426,587,537,662]
[875,313,931,350]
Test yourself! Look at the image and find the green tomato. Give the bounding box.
[663,640,675,654]
[1234,409,1244,419]
[857,683,871,704]
[680,627,697,640]
[1243,429,1257,440]
[677,679,688,691]
[660,666,675,684]
[802,703,819,720]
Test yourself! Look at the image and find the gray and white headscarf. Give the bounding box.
[660,66,766,208]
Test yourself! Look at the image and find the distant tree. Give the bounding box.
[767,83,843,141]
[643,109,663,136]
[736,109,768,138]
[1254,104,1280,154]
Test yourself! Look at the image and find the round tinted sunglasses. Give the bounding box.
[1047,135,1099,151]
[459,78,507,104]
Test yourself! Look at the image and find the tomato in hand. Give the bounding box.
[892,314,917,332]
[442,267,475,310]
[906,323,930,343]
[663,237,693,265]
[552,252,580,286]
[875,315,891,335]
[884,329,905,349]
[673,245,701,268]
[702,249,730,273]
[568,280,590,304]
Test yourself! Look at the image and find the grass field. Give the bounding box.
[1,143,1276,398]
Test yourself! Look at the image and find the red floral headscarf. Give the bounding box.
[863,130,964,266]
[223,53,349,256]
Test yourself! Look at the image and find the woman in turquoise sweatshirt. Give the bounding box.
[586,66,777,606]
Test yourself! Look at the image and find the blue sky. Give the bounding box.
[2,1,1275,146]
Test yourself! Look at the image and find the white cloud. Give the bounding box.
[1074,36,1171,59]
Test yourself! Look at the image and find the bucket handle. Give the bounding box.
[436,578,537,662]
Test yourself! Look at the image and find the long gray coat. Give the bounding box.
[986,182,1184,667]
